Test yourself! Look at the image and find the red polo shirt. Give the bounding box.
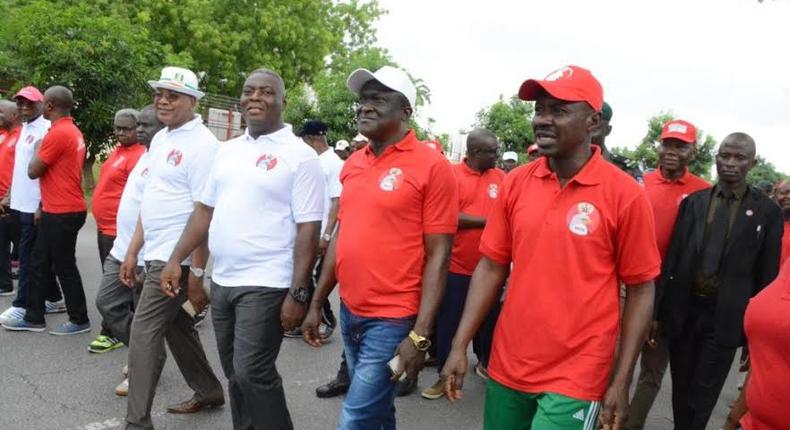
[449,160,505,275]
[643,168,710,260]
[480,146,661,400]
[741,260,790,430]
[336,130,458,318]
[781,221,790,267]
[38,117,87,213]
[0,127,20,196]
[91,143,146,235]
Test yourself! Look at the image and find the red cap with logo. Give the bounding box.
[660,119,697,144]
[518,65,604,111]
[13,86,44,103]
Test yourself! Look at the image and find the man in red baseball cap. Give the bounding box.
[442,65,661,430]
[624,118,710,430]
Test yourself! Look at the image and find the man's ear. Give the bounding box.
[401,106,413,121]
[587,111,602,134]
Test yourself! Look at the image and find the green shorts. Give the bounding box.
[484,379,600,430]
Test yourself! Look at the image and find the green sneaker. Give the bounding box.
[88,335,124,353]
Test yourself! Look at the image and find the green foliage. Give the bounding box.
[611,112,717,179]
[747,155,789,185]
[474,95,534,152]
[0,1,163,159]
[285,46,433,144]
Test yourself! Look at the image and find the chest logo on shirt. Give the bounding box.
[488,184,499,199]
[166,149,183,166]
[255,154,278,171]
[141,167,149,178]
[379,167,404,192]
[567,202,602,236]
[112,155,126,169]
[26,135,34,145]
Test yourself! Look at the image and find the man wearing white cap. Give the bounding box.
[334,139,351,161]
[350,133,369,153]
[119,66,223,429]
[501,151,519,174]
[302,65,458,428]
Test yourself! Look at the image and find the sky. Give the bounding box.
[374,0,790,173]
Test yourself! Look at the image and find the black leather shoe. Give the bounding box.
[396,377,418,397]
[316,377,350,398]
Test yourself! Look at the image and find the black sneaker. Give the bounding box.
[316,376,350,398]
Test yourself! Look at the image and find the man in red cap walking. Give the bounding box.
[442,65,661,430]
[624,119,710,430]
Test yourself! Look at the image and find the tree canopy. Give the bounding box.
[747,156,789,185]
[474,95,534,153]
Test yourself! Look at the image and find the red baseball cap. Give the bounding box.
[527,144,539,154]
[13,86,44,103]
[660,119,697,144]
[518,65,603,111]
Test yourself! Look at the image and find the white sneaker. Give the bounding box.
[0,306,25,325]
[115,378,128,396]
[45,300,66,314]
[122,365,128,377]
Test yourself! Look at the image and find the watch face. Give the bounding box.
[418,340,430,351]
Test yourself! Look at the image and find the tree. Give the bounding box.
[474,95,534,152]
[747,156,789,185]
[611,112,717,179]
[0,1,165,187]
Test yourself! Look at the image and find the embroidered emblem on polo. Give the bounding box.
[567,201,601,236]
[166,149,183,166]
[255,154,278,171]
[141,167,149,177]
[488,184,499,198]
[572,409,585,421]
[112,155,126,169]
[379,167,404,191]
[26,135,34,144]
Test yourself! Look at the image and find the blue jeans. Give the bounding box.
[338,302,414,430]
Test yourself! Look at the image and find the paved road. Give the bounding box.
[0,216,741,430]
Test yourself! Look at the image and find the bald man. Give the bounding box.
[0,100,22,296]
[656,133,783,430]
[3,86,90,334]
[422,129,505,400]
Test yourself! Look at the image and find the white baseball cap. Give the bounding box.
[346,66,417,108]
[335,140,350,151]
[502,151,518,162]
[148,66,205,100]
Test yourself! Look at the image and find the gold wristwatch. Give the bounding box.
[408,330,431,352]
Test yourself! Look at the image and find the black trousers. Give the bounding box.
[0,210,20,292]
[212,283,293,430]
[97,231,115,268]
[24,211,88,325]
[668,299,737,430]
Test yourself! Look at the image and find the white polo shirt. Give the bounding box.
[200,125,324,288]
[10,115,50,213]
[318,148,343,234]
[140,115,218,263]
[109,151,151,265]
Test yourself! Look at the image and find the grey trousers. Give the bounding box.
[211,283,293,430]
[624,340,669,429]
[95,256,142,345]
[125,260,224,429]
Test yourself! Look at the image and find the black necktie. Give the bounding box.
[701,191,733,278]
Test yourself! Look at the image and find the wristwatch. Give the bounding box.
[321,233,332,242]
[408,330,432,352]
[289,287,311,305]
[189,267,205,278]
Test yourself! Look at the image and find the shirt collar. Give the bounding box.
[533,145,604,186]
[242,124,294,143]
[714,181,748,200]
[166,114,202,135]
[51,116,75,127]
[460,158,486,176]
[657,167,690,184]
[27,115,48,129]
[362,130,418,158]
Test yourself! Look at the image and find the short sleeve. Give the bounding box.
[328,158,343,199]
[37,129,63,165]
[617,192,662,285]
[422,159,458,234]
[187,140,218,202]
[292,157,325,223]
[479,174,513,265]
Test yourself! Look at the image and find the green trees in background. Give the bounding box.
[474,95,534,153]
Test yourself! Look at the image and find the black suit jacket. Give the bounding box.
[656,185,783,347]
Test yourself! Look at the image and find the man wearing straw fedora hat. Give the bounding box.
[119,66,224,429]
